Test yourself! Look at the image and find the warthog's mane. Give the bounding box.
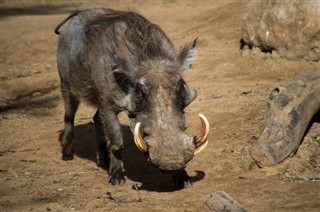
[85,10,176,62]
[134,60,182,90]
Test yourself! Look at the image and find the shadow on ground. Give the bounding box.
[0,3,77,19]
[58,122,205,192]
[0,92,60,114]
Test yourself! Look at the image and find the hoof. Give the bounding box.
[172,170,192,189]
[109,174,126,186]
[62,153,74,161]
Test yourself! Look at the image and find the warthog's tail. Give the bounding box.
[54,10,80,35]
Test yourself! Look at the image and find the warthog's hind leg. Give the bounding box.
[61,85,79,160]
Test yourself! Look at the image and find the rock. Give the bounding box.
[32,91,42,97]
[205,191,248,212]
[240,46,250,58]
[46,64,51,70]
[241,0,320,61]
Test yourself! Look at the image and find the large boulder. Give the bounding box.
[241,0,320,61]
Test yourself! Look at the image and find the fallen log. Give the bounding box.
[205,191,247,212]
[250,70,320,166]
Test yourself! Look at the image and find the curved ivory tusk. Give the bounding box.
[133,122,148,153]
[194,140,208,155]
[194,114,210,154]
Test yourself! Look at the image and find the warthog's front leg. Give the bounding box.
[172,170,191,189]
[93,111,109,169]
[96,108,125,185]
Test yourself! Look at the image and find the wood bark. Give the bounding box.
[249,70,320,166]
[205,191,247,212]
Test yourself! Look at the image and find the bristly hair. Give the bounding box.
[84,10,175,62]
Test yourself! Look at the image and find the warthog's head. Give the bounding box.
[113,39,209,173]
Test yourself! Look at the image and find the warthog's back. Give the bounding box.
[57,8,113,61]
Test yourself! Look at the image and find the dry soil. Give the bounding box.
[1,1,320,211]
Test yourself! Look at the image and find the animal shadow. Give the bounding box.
[58,122,205,192]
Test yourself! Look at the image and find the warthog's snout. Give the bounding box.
[160,167,184,175]
[134,114,210,170]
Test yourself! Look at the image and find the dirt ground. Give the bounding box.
[1,1,320,211]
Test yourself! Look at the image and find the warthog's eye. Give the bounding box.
[128,112,136,119]
[177,80,197,110]
[181,112,187,130]
[135,84,146,102]
[177,80,189,109]
[134,83,148,111]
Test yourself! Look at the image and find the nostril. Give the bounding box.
[159,164,184,172]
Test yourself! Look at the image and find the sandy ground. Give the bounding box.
[1,1,320,211]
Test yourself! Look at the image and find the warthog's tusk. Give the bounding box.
[134,122,148,153]
[194,140,208,155]
[134,114,210,155]
[194,114,210,155]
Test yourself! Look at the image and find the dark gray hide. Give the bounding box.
[56,8,198,189]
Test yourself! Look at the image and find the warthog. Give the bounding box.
[55,8,209,189]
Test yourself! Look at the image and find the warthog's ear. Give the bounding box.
[178,38,197,71]
[113,68,134,93]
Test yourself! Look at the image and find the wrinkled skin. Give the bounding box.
[56,8,198,189]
